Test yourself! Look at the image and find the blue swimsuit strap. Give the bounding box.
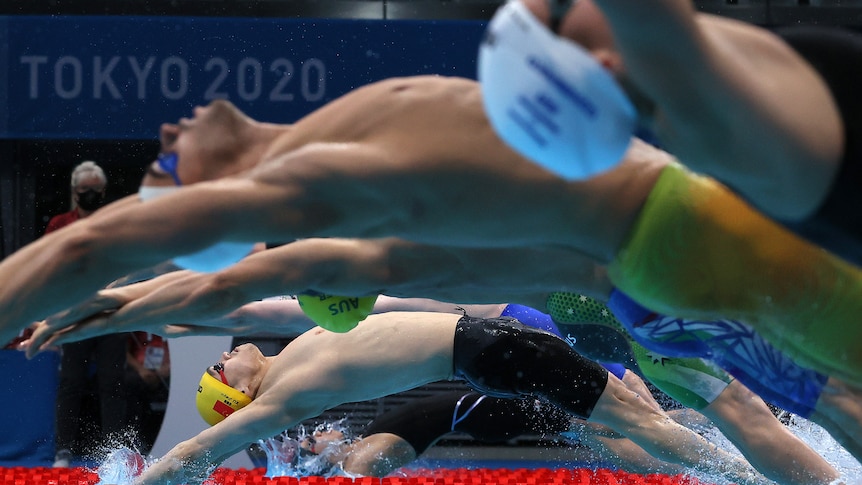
[451,394,488,431]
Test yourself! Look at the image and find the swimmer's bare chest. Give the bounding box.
[267,76,500,160]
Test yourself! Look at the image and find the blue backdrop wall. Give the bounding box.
[0,15,486,140]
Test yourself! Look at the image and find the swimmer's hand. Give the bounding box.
[26,273,187,357]
[25,269,237,356]
[25,291,126,358]
[132,453,209,485]
[26,310,119,358]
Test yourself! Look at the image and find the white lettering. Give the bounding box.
[20,56,48,98]
[237,57,262,101]
[160,56,188,100]
[203,57,229,100]
[128,56,157,100]
[54,56,82,99]
[268,58,295,102]
[301,58,326,102]
[18,55,327,102]
[93,56,121,99]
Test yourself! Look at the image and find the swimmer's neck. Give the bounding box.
[248,355,277,399]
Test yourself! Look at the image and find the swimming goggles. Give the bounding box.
[157,152,182,186]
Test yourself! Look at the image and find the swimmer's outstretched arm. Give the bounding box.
[135,397,303,485]
[23,270,198,354]
[0,171,293,345]
[27,236,604,351]
[580,0,842,218]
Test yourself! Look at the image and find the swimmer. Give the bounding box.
[33,276,846,484]
[135,311,765,485]
[488,0,862,266]
[2,76,861,385]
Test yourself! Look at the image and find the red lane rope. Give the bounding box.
[0,467,716,485]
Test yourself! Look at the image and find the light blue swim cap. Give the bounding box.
[138,184,255,273]
[478,1,636,180]
[173,241,256,273]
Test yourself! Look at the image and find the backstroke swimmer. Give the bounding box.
[133,311,767,485]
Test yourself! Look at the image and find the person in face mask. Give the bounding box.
[44,160,108,233]
[41,161,131,468]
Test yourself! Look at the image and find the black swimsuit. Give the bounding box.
[363,391,570,455]
[452,314,609,419]
[775,26,862,265]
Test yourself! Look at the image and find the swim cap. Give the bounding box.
[478,0,636,180]
[546,292,621,327]
[139,183,255,273]
[172,241,256,273]
[196,371,252,426]
[296,292,378,333]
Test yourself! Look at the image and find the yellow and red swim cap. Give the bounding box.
[196,371,252,426]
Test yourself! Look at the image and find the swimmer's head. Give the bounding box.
[140,100,290,189]
[299,420,353,455]
[195,343,267,425]
[196,367,252,426]
[519,1,617,66]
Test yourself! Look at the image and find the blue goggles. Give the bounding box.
[157,152,182,186]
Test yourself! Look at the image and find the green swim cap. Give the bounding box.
[297,292,378,332]
[546,292,621,329]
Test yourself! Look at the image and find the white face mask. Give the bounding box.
[138,184,255,273]
[478,0,636,180]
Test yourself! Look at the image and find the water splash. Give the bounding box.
[782,415,861,483]
[700,413,861,484]
[259,420,353,478]
[258,433,301,477]
[95,446,146,485]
